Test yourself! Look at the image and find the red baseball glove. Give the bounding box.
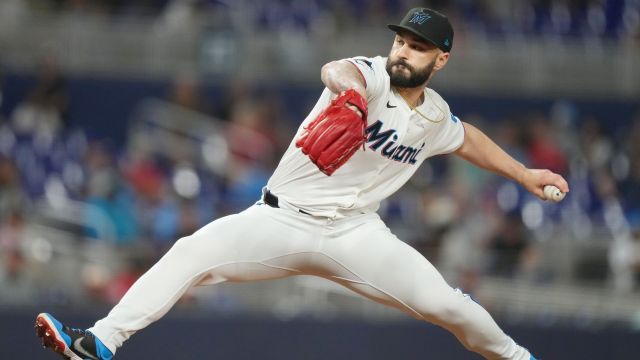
[295,89,368,176]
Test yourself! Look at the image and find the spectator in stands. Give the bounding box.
[435,180,490,295]
[10,54,69,135]
[618,113,640,228]
[0,210,25,254]
[0,210,34,305]
[0,156,27,222]
[213,79,251,121]
[579,117,613,172]
[123,149,183,250]
[525,115,568,175]
[84,142,138,246]
[224,98,276,211]
[167,69,211,114]
[488,212,534,277]
[0,68,5,121]
[494,119,528,165]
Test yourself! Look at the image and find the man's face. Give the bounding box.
[386,32,444,88]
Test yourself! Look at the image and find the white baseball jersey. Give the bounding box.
[267,55,465,218]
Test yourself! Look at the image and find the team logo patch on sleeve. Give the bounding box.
[450,113,460,123]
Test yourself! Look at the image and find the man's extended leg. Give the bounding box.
[317,213,533,360]
[37,205,321,358]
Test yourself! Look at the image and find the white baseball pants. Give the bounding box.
[89,203,531,360]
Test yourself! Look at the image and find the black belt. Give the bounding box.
[263,190,311,215]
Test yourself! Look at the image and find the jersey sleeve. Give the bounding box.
[429,110,465,156]
[344,56,386,102]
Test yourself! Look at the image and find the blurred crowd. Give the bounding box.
[0,55,302,308]
[1,54,639,313]
[0,1,639,319]
[3,0,640,41]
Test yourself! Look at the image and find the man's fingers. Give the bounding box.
[548,173,569,193]
[530,169,569,197]
[346,104,363,117]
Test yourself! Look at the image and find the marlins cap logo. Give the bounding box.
[409,10,431,25]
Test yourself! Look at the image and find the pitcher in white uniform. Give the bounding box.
[35,8,568,360]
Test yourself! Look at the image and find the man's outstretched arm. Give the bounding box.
[454,122,569,200]
[321,60,367,98]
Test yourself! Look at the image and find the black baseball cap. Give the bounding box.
[388,8,454,53]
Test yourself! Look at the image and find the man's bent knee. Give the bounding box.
[165,235,202,260]
[413,288,476,325]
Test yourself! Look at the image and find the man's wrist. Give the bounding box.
[514,165,528,186]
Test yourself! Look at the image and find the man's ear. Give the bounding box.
[434,52,450,71]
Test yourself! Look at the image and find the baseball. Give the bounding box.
[543,185,565,202]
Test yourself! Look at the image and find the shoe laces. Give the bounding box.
[67,326,87,336]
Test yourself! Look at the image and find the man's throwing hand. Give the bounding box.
[519,169,569,201]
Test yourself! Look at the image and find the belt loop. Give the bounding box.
[263,188,279,208]
[262,188,311,216]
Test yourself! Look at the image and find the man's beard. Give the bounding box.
[386,58,435,88]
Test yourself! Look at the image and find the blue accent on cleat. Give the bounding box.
[43,313,72,346]
[90,330,114,360]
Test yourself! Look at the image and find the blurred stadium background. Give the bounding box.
[1,0,639,358]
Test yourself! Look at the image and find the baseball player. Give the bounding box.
[35,8,568,360]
